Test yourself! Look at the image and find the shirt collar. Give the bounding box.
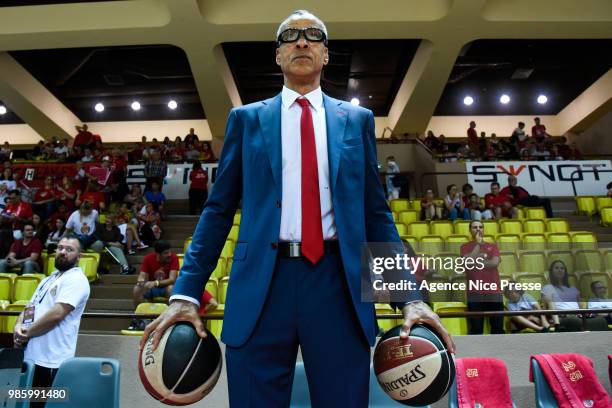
[281,86,323,112]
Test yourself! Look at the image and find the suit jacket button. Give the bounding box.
[271,243,278,249]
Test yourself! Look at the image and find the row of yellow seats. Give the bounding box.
[0,300,29,333]
[184,238,236,259]
[575,196,612,217]
[390,199,549,219]
[0,274,44,304]
[45,254,100,282]
[177,255,233,281]
[394,216,567,237]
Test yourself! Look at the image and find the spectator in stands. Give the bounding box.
[138,202,162,243]
[189,160,208,215]
[144,180,166,214]
[53,139,70,160]
[485,182,516,219]
[169,141,186,162]
[201,141,216,163]
[511,121,528,149]
[456,143,473,160]
[501,175,553,218]
[461,220,504,334]
[74,123,94,148]
[503,283,550,332]
[569,142,582,160]
[467,121,479,156]
[557,136,571,159]
[532,143,550,160]
[27,141,45,160]
[73,161,88,190]
[65,201,101,250]
[0,222,42,275]
[144,150,167,192]
[385,155,401,200]
[185,143,201,162]
[0,141,11,161]
[0,183,7,211]
[467,193,493,220]
[549,145,564,161]
[461,183,473,206]
[587,281,611,324]
[1,190,33,239]
[76,180,106,212]
[45,217,66,252]
[124,184,144,206]
[531,117,550,143]
[133,240,178,305]
[56,176,77,211]
[444,184,470,221]
[116,203,148,255]
[424,130,439,151]
[542,260,583,332]
[420,189,442,220]
[31,213,50,244]
[11,172,33,203]
[93,214,134,275]
[184,128,199,146]
[198,289,219,316]
[0,167,15,190]
[81,148,94,163]
[33,175,57,219]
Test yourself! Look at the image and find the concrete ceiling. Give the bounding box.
[0,0,611,141]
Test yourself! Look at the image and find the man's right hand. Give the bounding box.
[139,300,207,351]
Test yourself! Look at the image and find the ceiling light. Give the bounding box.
[168,100,178,110]
[94,103,104,112]
[0,105,6,115]
[500,94,510,104]
[350,97,360,106]
[131,101,141,111]
[463,96,474,106]
[537,95,548,104]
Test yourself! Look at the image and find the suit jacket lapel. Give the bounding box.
[323,94,348,192]
[258,93,282,195]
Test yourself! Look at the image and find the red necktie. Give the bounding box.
[296,97,324,264]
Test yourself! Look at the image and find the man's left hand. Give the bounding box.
[400,301,455,354]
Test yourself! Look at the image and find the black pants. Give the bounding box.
[467,294,505,334]
[31,364,58,408]
[188,188,208,215]
[519,196,553,218]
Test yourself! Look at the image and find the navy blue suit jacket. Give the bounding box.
[174,92,421,347]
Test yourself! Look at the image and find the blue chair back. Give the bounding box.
[531,359,559,408]
[448,378,517,408]
[50,357,121,408]
[0,349,34,408]
[16,359,34,408]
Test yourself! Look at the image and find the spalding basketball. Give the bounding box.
[373,324,454,406]
[139,322,222,405]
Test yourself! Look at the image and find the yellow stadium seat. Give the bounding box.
[0,300,8,310]
[515,273,546,301]
[395,223,407,236]
[523,219,546,234]
[595,196,612,213]
[178,254,184,269]
[183,238,192,253]
[12,275,41,303]
[407,222,430,240]
[516,207,526,220]
[0,275,11,302]
[568,273,579,289]
[219,277,229,304]
[400,235,418,251]
[420,235,444,256]
[390,199,410,213]
[571,232,597,249]
[228,225,239,242]
[450,275,467,304]
[499,219,523,235]
[121,303,169,336]
[207,304,225,338]
[212,258,227,280]
[525,207,547,219]
[430,221,454,239]
[602,250,612,272]
[546,233,572,251]
[205,279,218,299]
[434,198,445,208]
[227,259,233,276]
[399,210,420,226]
[482,220,499,236]
[600,207,612,227]
[433,302,468,336]
[446,235,470,254]
[454,220,471,237]
[410,200,422,212]
[79,257,98,283]
[375,304,396,333]
[522,233,547,251]
[545,219,570,233]
[435,253,459,278]
[574,250,603,273]
[41,251,48,275]
[496,234,521,252]
[424,276,452,303]
[483,235,495,244]
[498,252,519,277]
[2,303,26,333]
[575,196,596,217]
[220,240,235,258]
[392,212,399,222]
[578,272,611,300]
[518,251,547,275]
[233,213,241,225]
[547,251,575,275]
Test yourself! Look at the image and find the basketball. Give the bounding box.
[373,324,455,406]
[138,322,222,405]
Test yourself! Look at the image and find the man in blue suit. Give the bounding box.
[142,10,454,407]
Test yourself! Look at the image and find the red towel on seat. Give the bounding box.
[455,358,513,408]
[530,354,612,408]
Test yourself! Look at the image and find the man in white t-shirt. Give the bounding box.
[13,236,90,404]
[587,280,612,324]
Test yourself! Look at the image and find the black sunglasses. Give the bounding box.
[277,27,327,46]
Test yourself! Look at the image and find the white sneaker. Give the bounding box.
[137,243,149,250]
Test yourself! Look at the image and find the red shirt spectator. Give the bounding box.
[79,191,106,210]
[460,241,501,295]
[467,126,478,147]
[34,185,56,203]
[10,238,43,269]
[56,184,77,210]
[3,199,33,230]
[74,125,93,147]
[190,168,208,190]
[198,290,218,315]
[500,185,529,206]
[140,251,179,281]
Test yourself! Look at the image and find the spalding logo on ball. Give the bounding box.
[139,322,222,406]
[373,324,455,406]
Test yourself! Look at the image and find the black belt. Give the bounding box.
[277,241,339,258]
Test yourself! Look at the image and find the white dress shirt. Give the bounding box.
[279,86,336,241]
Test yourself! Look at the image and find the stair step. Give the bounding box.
[86,298,135,311]
[98,274,140,285]
[90,286,134,299]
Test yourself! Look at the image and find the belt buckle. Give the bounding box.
[289,242,301,258]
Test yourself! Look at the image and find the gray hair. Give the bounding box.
[276,10,328,40]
